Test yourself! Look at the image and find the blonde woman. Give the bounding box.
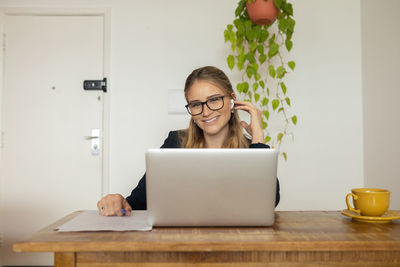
[98,66,280,216]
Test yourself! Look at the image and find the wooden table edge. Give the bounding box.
[13,210,400,253]
[13,240,400,253]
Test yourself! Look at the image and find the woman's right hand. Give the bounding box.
[234,100,264,143]
[97,194,132,216]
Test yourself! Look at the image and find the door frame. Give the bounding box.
[0,8,111,196]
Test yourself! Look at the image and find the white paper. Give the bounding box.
[55,210,152,232]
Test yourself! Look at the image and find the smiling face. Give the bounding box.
[186,80,232,137]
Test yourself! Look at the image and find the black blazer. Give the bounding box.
[126,131,280,210]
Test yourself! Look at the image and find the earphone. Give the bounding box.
[230,99,234,109]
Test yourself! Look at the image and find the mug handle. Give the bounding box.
[346,193,361,214]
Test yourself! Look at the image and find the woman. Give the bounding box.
[97,66,280,216]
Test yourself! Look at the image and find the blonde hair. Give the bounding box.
[180,66,249,148]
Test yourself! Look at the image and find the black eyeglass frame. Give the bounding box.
[185,94,231,116]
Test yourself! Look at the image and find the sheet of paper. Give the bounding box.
[55,210,152,232]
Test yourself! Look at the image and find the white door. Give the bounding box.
[0,14,105,265]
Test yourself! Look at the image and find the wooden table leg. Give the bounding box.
[55,252,76,267]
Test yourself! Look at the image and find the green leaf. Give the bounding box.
[286,30,293,41]
[233,19,242,29]
[259,80,265,89]
[235,6,241,17]
[224,30,229,43]
[235,0,246,17]
[278,107,284,112]
[285,97,291,106]
[229,31,236,45]
[272,99,280,110]
[278,18,288,33]
[262,97,269,106]
[252,61,259,71]
[242,82,249,93]
[253,25,262,40]
[287,4,294,16]
[237,43,245,53]
[277,133,284,142]
[255,73,261,81]
[257,45,264,55]
[292,115,298,125]
[282,152,287,161]
[265,136,271,143]
[246,65,255,78]
[259,54,267,64]
[273,0,283,9]
[287,16,296,31]
[227,24,233,31]
[263,110,270,120]
[246,28,257,42]
[236,27,244,39]
[227,55,235,70]
[262,121,268,129]
[282,2,294,16]
[246,52,256,64]
[254,93,260,102]
[236,44,244,54]
[244,19,252,29]
[245,66,252,78]
[236,83,243,93]
[280,82,287,94]
[237,53,245,70]
[252,83,259,92]
[237,34,244,44]
[285,39,293,51]
[288,61,296,71]
[268,65,276,78]
[269,34,276,45]
[276,66,286,79]
[267,88,270,96]
[250,42,258,52]
[247,91,252,100]
[268,42,279,58]
[259,29,269,42]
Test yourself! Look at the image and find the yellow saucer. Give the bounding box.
[341,209,400,223]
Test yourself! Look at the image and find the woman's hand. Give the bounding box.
[234,100,265,144]
[97,194,132,216]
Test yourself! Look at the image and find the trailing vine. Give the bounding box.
[224,0,297,160]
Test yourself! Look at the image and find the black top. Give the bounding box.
[126,130,281,210]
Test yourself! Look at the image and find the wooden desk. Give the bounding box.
[13,211,400,267]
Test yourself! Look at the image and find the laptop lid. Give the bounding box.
[145,148,278,226]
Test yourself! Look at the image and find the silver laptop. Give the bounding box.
[145,148,278,227]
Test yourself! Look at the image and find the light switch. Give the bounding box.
[168,89,187,114]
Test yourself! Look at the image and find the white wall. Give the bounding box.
[276,0,363,210]
[110,0,364,212]
[361,0,400,209]
[0,0,365,265]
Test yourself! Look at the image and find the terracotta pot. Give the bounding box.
[246,0,279,26]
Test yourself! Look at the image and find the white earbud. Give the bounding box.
[230,99,234,112]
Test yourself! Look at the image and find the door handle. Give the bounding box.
[85,129,100,156]
[84,136,99,140]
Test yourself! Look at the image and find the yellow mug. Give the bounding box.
[345,188,390,216]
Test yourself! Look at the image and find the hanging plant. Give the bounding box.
[224,0,297,160]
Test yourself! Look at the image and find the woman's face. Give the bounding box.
[186,80,232,136]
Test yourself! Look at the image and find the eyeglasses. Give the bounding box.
[185,95,230,116]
